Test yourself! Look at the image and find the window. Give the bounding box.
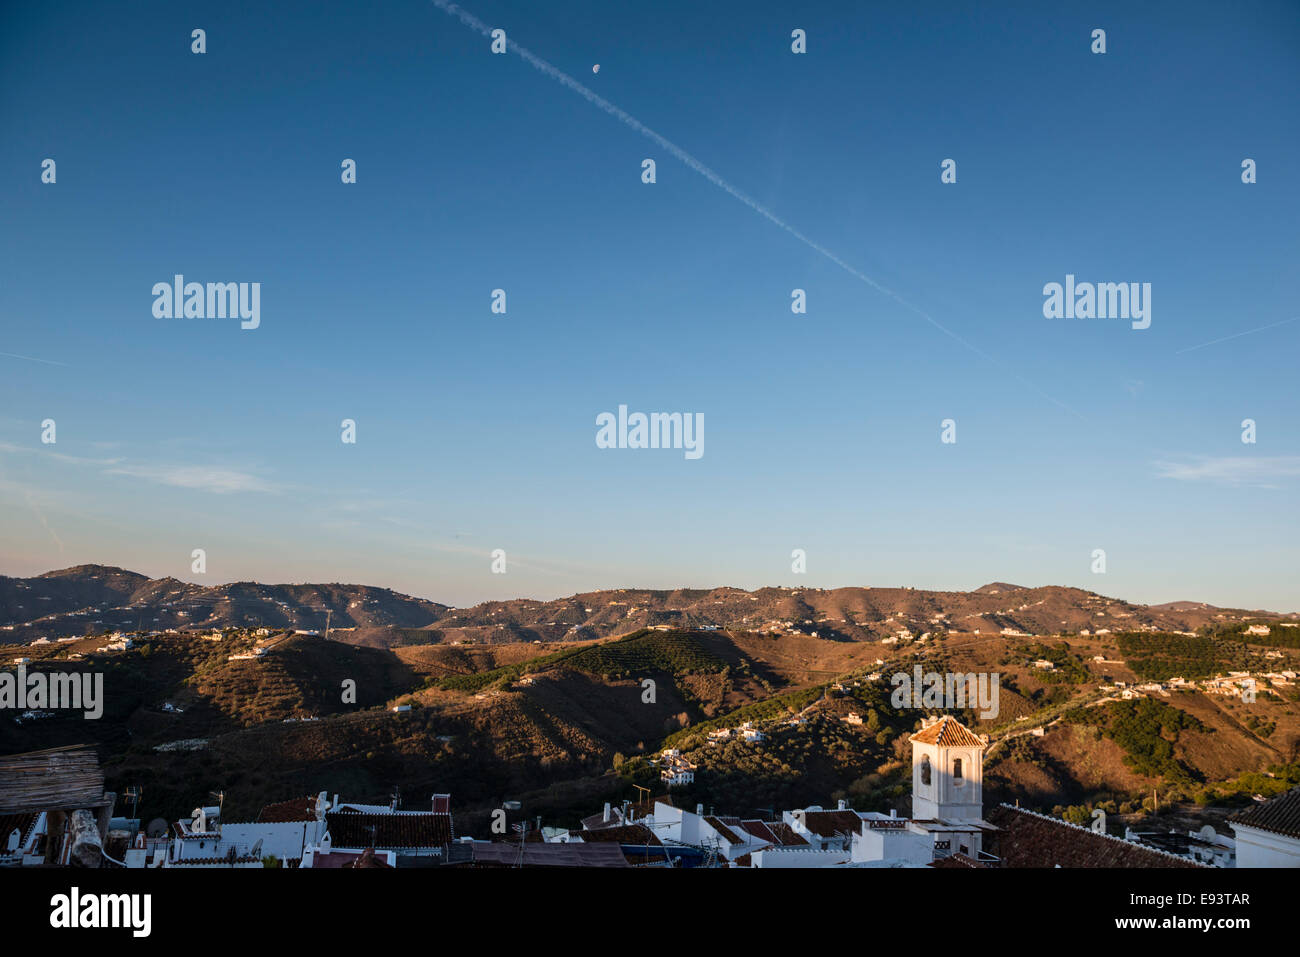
[953,758,963,782]
[920,754,931,786]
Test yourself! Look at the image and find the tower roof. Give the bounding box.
[909,715,987,749]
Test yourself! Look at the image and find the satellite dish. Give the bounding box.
[146,818,169,838]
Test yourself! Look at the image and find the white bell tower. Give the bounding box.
[909,715,987,821]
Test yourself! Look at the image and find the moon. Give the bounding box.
[592,64,600,74]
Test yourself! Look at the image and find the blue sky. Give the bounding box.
[1,0,1297,610]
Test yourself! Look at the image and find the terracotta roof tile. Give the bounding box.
[800,810,863,838]
[739,819,808,847]
[909,715,987,749]
[1229,785,1300,840]
[702,816,746,845]
[986,805,1202,868]
[310,849,391,869]
[325,810,452,849]
[472,842,629,868]
[738,820,777,844]
[765,821,809,846]
[257,796,318,823]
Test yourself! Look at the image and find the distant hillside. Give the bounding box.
[974,581,1028,594]
[1,565,1295,647]
[4,617,1299,832]
[0,565,450,642]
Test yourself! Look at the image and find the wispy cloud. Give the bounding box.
[50,451,125,467]
[0,442,121,466]
[2,442,269,494]
[1154,455,1300,487]
[104,464,283,494]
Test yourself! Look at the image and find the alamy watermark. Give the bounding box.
[1,663,102,719]
[595,405,704,460]
[890,666,1000,719]
[50,888,150,937]
[1043,274,1150,330]
[152,274,260,329]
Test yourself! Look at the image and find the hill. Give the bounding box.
[4,617,1299,834]
[4,567,1300,834]
[3,565,1295,647]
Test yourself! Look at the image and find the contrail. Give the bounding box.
[1175,315,1300,355]
[430,1,1084,420]
[24,490,65,554]
[1,350,68,367]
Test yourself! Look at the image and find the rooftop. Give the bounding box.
[986,805,1203,868]
[1229,785,1300,841]
[909,715,988,749]
[257,795,319,823]
[325,810,453,849]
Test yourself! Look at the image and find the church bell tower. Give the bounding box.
[909,715,988,821]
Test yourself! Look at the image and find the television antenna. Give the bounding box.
[125,785,143,822]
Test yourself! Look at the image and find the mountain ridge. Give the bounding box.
[1,564,1295,646]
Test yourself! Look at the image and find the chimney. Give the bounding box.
[890,808,897,819]
[602,802,611,823]
[838,799,847,811]
[696,803,704,817]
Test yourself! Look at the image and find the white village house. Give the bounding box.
[1229,786,1300,867]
